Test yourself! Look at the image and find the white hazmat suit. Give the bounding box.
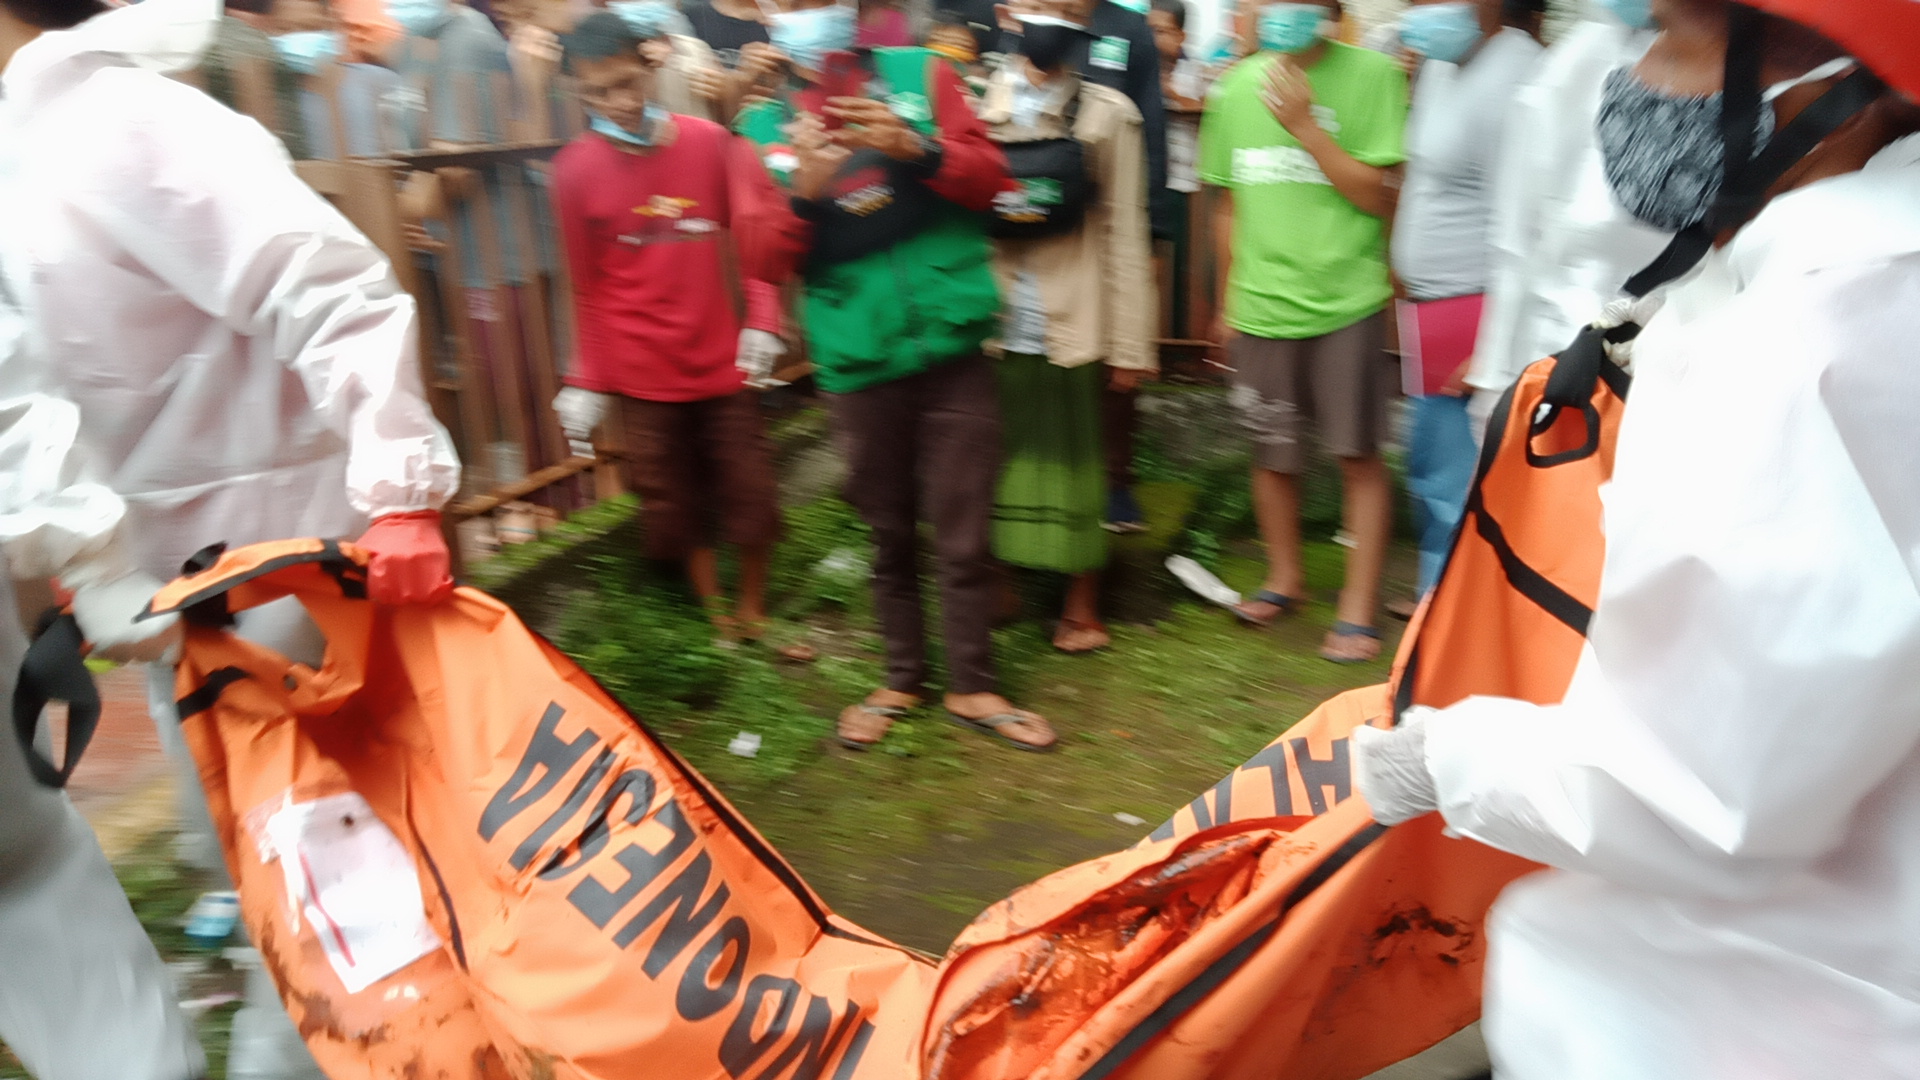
[0,177,204,1080]
[1423,133,1920,1079]
[2,0,461,1074]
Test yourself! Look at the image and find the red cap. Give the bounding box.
[1739,0,1920,101]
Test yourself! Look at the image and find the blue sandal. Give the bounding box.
[1231,589,1297,628]
[1320,621,1382,664]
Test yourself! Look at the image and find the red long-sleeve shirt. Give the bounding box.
[754,58,1013,281]
[552,116,791,402]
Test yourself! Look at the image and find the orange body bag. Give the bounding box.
[147,332,1627,1079]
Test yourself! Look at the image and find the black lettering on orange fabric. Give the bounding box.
[678,916,752,1022]
[756,997,865,1080]
[1240,741,1294,816]
[1208,773,1234,825]
[614,851,732,976]
[721,975,800,1076]
[1289,736,1351,814]
[480,703,601,841]
[567,796,698,928]
[539,768,659,881]
[510,747,617,871]
[828,1019,876,1080]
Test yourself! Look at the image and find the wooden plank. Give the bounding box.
[501,163,568,480]
[389,141,567,170]
[448,454,605,520]
[458,73,533,472]
[429,172,499,491]
[1190,186,1220,345]
[343,160,420,300]
[294,159,348,196]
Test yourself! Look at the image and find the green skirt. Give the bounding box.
[992,353,1109,574]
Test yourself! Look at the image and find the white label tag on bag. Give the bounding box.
[260,792,442,994]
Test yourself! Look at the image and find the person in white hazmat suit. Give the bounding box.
[0,0,462,1074]
[1353,1,1920,1077]
[0,299,203,1076]
[1461,0,1674,442]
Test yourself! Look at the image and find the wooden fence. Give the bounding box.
[188,52,1230,552]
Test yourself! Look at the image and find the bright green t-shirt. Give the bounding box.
[1199,43,1409,339]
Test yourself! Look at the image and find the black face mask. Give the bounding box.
[1015,17,1087,72]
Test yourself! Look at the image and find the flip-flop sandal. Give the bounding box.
[1052,617,1111,654]
[945,708,1058,752]
[739,620,818,663]
[703,597,742,647]
[836,701,913,750]
[1319,620,1382,664]
[1231,589,1297,628]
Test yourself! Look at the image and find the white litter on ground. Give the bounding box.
[1166,555,1242,608]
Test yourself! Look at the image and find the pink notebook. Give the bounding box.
[1397,294,1486,397]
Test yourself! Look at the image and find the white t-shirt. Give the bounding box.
[1165,57,1207,193]
[1000,71,1074,355]
[1390,27,1544,302]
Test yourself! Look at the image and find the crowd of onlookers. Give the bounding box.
[187,0,1660,753]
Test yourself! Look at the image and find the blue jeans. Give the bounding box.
[1408,394,1478,594]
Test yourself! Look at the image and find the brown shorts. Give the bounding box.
[1228,313,1392,474]
[619,392,781,561]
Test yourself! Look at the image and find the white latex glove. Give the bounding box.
[736,328,788,390]
[553,386,612,457]
[1351,707,1440,826]
[61,552,180,664]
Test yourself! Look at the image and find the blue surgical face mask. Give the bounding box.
[1598,0,1654,30]
[1255,3,1331,55]
[608,0,688,40]
[1398,2,1482,65]
[272,29,343,74]
[589,104,670,147]
[388,0,450,37]
[767,2,857,72]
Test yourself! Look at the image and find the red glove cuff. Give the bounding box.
[356,510,454,606]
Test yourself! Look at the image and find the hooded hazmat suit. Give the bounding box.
[1392,120,1920,1080]
[1,0,460,1073]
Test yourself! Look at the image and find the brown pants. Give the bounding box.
[828,354,1002,696]
[620,392,782,561]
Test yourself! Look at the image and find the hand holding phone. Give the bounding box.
[817,50,864,130]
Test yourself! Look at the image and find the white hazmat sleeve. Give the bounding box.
[1426,256,1920,902]
[0,280,126,580]
[58,71,461,520]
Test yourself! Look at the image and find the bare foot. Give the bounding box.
[1052,617,1110,654]
[944,692,1057,751]
[836,689,919,749]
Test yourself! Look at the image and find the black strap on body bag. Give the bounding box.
[13,611,101,789]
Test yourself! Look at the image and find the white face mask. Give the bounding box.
[757,0,858,72]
